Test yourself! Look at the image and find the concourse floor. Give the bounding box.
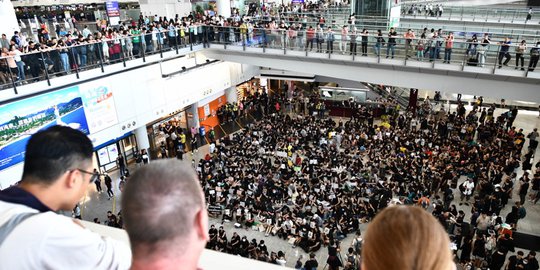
[80,106,540,268]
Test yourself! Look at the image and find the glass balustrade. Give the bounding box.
[401,4,540,24]
[205,26,540,77]
[0,30,205,93]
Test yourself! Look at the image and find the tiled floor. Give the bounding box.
[80,106,540,268]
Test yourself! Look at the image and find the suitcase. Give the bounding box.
[467,57,478,66]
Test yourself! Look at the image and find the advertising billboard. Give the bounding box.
[0,83,118,171]
[0,86,90,171]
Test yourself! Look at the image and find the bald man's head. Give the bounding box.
[122,160,205,258]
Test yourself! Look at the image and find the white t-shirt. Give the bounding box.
[0,201,131,270]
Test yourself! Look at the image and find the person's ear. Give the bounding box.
[65,170,79,189]
[195,208,209,242]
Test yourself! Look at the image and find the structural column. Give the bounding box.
[0,1,20,37]
[139,0,192,19]
[217,0,231,18]
[134,126,150,153]
[188,104,200,129]
[225,86,238,103]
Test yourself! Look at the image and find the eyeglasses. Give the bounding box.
[72,169,99,183]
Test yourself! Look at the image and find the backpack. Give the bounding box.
[347,254,356,264]
[459,183,466,193]
[353,237,363,253]
[446,193,454,202]
[518,207,526,219]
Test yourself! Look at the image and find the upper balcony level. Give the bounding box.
[1,26,539,104]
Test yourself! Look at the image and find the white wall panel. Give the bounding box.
[0,60,260,187]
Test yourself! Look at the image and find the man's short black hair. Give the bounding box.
[22,126,93,185]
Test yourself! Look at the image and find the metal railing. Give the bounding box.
[203,25,540,78]
[401,5,540,24]
[0,29,208,93]
[2,24,539,93]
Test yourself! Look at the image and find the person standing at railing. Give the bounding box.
[339,25,348,55]
[77,35,88,68]
[279,22,287,49]
[326,27,335,54]
[22,42,41,82]
[124,30,134,60]
[416,33,426,61]
[57,39,71,74]
[1,47,18,83]
[168,21,177,48]
[240,21,248,45]
[360,29,369,56]
[8,45,25,83]
[349,27,357,56]
[497,37,512,69]
[374,29,385,57]
[386,27,397,59]
[305,25,315,51]
[404,29,415,60]
[443,32,454,64]
[247,22,254,45]
[465,34,478,57]
[424,28,434,56]
[431,33,442,62]
[87,34,97,66]
[315,25,324,53]
[288,25,297,49]
[296,24,304,49]
[158,24,166,49]
[529,41,540,72]
[151,26,159,52]
[130,27,141,56]
[515,40,527,71]
[477,34,491,67]
[110,31,122,62]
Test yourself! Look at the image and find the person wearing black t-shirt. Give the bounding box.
[526,251,539,270]
[258,240,268,253]
[230,232,241,255]
[217,226,228,252]
[327,240,343,270]
[386,28,398,59]
[207,225,218,250]
[507,251,525,270]
[304,252,319,270]
[239,236,249,257]
[490,247,506,270]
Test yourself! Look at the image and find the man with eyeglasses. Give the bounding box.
[0,126,131,269]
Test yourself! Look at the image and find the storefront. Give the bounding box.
[146,107,193,159]
[198,95,227,128]
[93,132,138,173]
[235,78,264,99]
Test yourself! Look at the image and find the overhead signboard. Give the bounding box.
[105,0,120,17]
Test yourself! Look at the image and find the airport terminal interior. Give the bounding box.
[0,0,540,269]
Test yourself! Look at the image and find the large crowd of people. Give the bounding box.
[2,3,540,88]
[2,2,540,269]
[177,84,539,268]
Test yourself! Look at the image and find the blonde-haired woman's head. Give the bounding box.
[361,205,454,270]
